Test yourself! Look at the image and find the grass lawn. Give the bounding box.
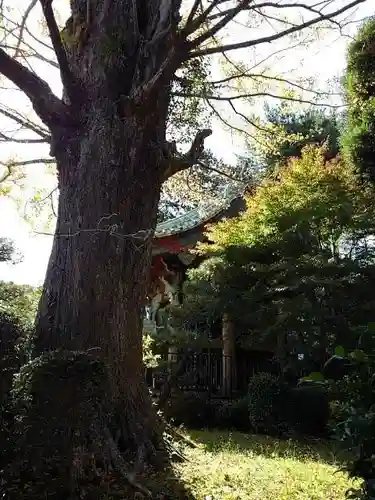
[172,429,360,499]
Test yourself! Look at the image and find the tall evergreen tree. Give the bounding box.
[247,103,344,175]
[342,17,375,181]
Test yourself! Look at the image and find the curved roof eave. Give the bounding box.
[154,185,246,239]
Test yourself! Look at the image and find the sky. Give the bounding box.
[0,0,373,286]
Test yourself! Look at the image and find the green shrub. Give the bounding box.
[331,354,375,499]
[247,372,290,435]
[163,394,251,430]
[289,385,330,436]
[213,398,250,430]
[0,311,30,470]
[302,340,375,499]
[0,311,28,404]
[3,350,109,499]
[163,392,214,428]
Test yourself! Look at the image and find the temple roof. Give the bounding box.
[154,184,246,239]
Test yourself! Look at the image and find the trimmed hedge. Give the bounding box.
[162,373,331,437]
[162,392,251,430]
[247,372,290,435]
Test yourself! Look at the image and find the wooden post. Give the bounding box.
[222,312,236,396]
[168,345,178,364]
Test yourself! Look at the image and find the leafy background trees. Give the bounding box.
[162,15,375,497]
[174,144,375,371]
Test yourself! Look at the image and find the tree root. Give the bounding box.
[164,421,198,449]
[104,426,153,498]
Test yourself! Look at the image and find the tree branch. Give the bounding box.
[0,164,13,184]
[183,0,231,36]
[0,132,48,144]
[163,128,212,180]
[24,187,58,220]
[0,158,54,185]
[184,0,202,31]
[206,72,339,96]
[0,47,73,127]
[205,98,267,147]
[39,0,77,103]
[206,1,341,23]
[4,42,59,68]
[0,106,50,138]
[1,158,55,168]
[189,0,251,49]
[188,0,366,58]
[173,90,343,107]
[13,0,38,58]
[3,12,54,53]
[196,159,247,183]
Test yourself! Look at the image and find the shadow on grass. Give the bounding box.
[0,459,195,500]
[186,428,348,468]
[143,467,196,500]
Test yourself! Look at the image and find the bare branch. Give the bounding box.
[163,128,212,180]
[175,70,338,101]
[206,98,266,147]
[190,0,251,49]
[0,157,53,186]
[2,11,54,53]
[0,132,48,144]
[13,0,38,58]
[227,100,273,133]
[1,158,55,168]
[207,1,341,23]
[173,89,343,107]
[0,164,12,183]
[196,159,247,183]
[39,0,77,102]
[24,186,58,220]
[0,47,73,127]
[2,41,58,69]
[185,0,202,30]
[207,72,339,96]
[0,107,50,138]
[189,0,366,58]
[184,0,231,36]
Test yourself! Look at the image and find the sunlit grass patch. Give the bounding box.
[174,429,359,500]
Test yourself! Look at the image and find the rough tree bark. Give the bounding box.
[0,0,210,469]
[30,0,201,460]
[36,110,166,453]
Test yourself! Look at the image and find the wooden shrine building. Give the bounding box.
[143,188,246,332]
[143,188,276,397]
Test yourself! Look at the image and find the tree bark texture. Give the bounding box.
[34,0,183,453]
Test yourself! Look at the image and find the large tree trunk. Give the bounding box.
[35,113,163,451]
[35,110,166,456]
[34,0,179,461]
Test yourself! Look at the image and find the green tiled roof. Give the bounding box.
[155,185,245,238]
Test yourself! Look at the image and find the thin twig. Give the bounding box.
[189,0,366,57]
[197,160,246,184]
[0,158,55,168]
[13,0,38,58]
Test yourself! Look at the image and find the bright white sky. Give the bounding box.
[0,0,373,286]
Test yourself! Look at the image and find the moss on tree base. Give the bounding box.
[2,350,175,499]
